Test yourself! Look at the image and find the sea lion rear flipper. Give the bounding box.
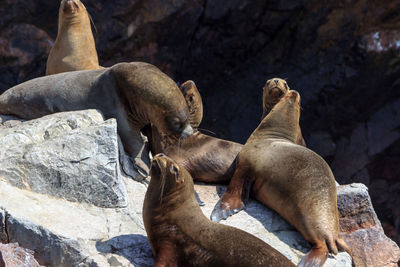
[298,246,328,267]
[335,238,354,266]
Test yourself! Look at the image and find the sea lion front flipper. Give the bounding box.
[210,167,248,222]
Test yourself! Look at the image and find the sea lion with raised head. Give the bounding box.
[150,80,242,184]
[0,62,193,177]
[262,77,306,146]
[211,91,352,267]
[46,0,102,75]
[143,153,296,267]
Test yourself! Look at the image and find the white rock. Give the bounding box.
[0,110,142,208]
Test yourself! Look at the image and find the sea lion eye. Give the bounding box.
[189,95,194,102]
[172,165,178,173]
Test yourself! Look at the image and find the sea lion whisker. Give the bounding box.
[197,128,216,136]
[159,163,167,205]
[88,12,98,35]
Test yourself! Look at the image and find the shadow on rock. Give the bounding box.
[96,234,154,267]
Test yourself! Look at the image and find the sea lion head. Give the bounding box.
[149,153,192,203]
[260,90,301,142]
[180,80,203,128]
[262,78,290,119]
[59,0,87,20]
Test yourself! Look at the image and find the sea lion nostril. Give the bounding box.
[274,79,279,83]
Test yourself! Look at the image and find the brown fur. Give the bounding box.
[0,62,193,177]
[262,77,306,146]
[46,0,102,75]
[211,91,352,266]
[150,80,242,184]
[143,154,296,267]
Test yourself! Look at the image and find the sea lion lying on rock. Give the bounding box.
[150,80,243,184]
[211,90,352,267]
[143,153,296,267]
[0,62,193,177]
[46,0,102,75]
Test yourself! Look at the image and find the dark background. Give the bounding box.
[0,0,399,244]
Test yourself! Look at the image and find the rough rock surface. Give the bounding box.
[0,0,399,242]
[0,110,143,208]
[0,243,42,267]
[3,110,392,266]
[337,184,400,267]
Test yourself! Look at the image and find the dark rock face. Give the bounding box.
[0,0,399,247]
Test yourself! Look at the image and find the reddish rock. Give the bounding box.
[0,243,41,267]
[337,184,400,267]
[343,229,400,267]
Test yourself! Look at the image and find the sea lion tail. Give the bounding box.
[298,246,328,267]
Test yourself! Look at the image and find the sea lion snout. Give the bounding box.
[269,87,284,99]
[150,154,183,185]
[181,124,193,138]
[62,0,80,14]
[286,90,301,104]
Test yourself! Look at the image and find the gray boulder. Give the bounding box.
[0,110,398,266]
[0,110,142,208]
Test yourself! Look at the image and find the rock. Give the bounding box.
[0,243,42,267]
[0,110,398,266]
[1,0,400,244]
[307,131,336,157]
[337,184,400,267]
[195,184,352,266]
[367,99,400,156]
[0,110,143,208]
[337,183,382,233]
[0,208,6,243]
[0,179,152,267]
[343,229,400,267]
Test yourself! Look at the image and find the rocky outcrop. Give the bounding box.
[0,110,142,208]
[0,0,399,243]
[338,184,400,267]
[0,110,398,266]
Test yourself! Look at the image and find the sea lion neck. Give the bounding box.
[255,91,300,143]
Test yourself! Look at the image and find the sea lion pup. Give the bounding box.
[143,153,296,267]
[0,62,193,177]
[262,77,306,146]
[211,91,352,267]
[46,0,102,75]
[150,80,243,184]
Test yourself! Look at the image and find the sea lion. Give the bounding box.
[150,80,243,184]
[46,0,102,75]
[0,62,193,177]
[262,77,306,146]
[211,91,352,267]
[143,153,296,267]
